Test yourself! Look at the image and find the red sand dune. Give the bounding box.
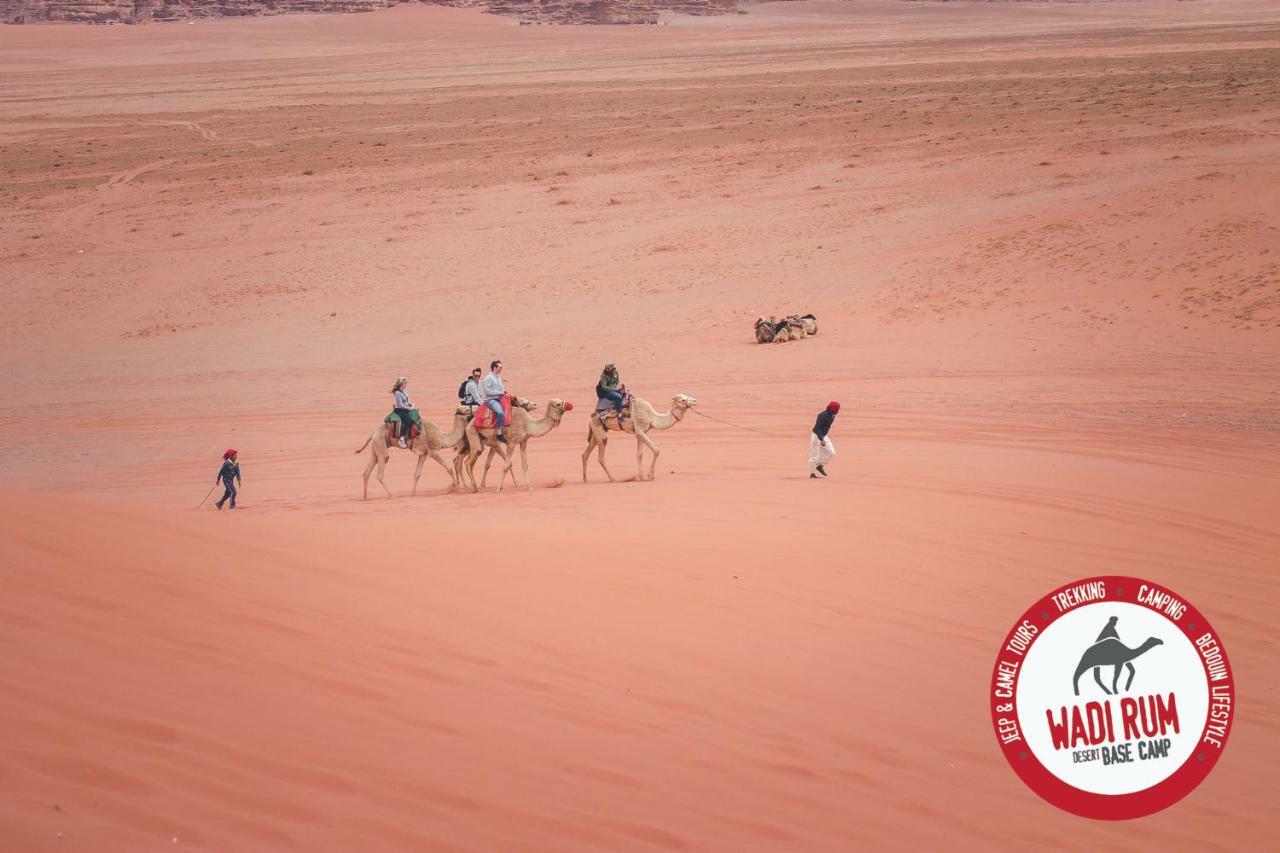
[1,2,1278,849]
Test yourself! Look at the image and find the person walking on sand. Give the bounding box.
[809,401,839,479]
[482,359,508,443]
[215,449,241,510]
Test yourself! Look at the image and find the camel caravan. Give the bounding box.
[355,361,697,498]
[754,313,818,343]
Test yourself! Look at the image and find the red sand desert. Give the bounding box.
[1,2,1278,849]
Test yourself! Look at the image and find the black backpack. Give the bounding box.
[458,380,470,400]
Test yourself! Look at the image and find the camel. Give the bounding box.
[582,393,698,483]
[791,313,818,336]
[1072,636,1163,696]
[754,316,777,343]
[771,317,807,342]
[756,313,817,343]
[459,398,574,492]
[354,405,471,499]
[451,397,537,485]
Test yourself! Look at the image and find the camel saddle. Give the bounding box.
[472,394,514,430]
[384,412,419,447]
[595,392,631,429]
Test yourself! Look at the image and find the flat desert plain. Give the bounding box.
[1,1,1279,849]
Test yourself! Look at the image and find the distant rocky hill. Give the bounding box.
[1,0,741,24]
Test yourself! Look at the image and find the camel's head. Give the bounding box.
[1146,637,1165,647]
[673,394,698,410]
[454,405,473,416]
[754,316,771,329]
[548,398,573,413]
[516,397,538,411]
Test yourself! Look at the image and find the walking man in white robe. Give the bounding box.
[809,401,839,478]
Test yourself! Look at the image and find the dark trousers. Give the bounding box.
[601,390,624,411]
[216,478,237,509]
[394,407,414,439]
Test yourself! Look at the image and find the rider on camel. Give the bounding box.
[596,361,625,419]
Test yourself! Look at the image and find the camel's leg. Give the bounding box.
[465,448,483,493]
[520,441,531,490]
[582,428,602,482]
[637,429,661,480]
[426,449,454,487]
[361,443,379,500]
[1093,667,1111,695]
[503,443,520,488]
[1124,661,1136,692]
[412,451,427,496]
[463,450,478,491]
[375,454,392,499]
[1073,665,1086,696]
[494,442,513,493]
[595,433,616,482]
[480,444,498,489]
[452,449,467,489]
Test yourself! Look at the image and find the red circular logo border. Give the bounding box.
[990,575,1234,820]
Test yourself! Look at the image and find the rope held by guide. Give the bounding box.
[689,408,781,438]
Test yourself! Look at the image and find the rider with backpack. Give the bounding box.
[459,367,484,408]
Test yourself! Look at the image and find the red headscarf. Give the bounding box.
[826,401,840,413]
[223,449,237,459]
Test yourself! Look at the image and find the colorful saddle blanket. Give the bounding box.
[472,395,513,430]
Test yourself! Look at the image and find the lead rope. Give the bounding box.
[688,408,782,438]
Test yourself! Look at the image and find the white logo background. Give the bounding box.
[1016,602,1208,795]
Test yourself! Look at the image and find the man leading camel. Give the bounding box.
[483,359,508,443]
[810,401,839,478]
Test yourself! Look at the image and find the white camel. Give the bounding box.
[582,394,697,482]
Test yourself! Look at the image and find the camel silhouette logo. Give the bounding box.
[992,576,1235,819]
[1072,615,1164,696]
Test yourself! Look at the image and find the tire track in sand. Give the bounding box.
[54,158,175,250]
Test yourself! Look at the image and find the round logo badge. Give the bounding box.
[990,576,1234,819]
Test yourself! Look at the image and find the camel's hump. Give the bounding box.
[1085,637,1126,653]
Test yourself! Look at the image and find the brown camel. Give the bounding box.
[354,405,471,499]
[582,394,698,482]
[790,313,818,336]
[461,397,574,492]
[754,316,777,343]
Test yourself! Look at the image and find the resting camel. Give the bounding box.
[458,398,574,491]
[354,405,471,499]
[754,316,777,343]
[582,394,697,483]
[791,313,818,336]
